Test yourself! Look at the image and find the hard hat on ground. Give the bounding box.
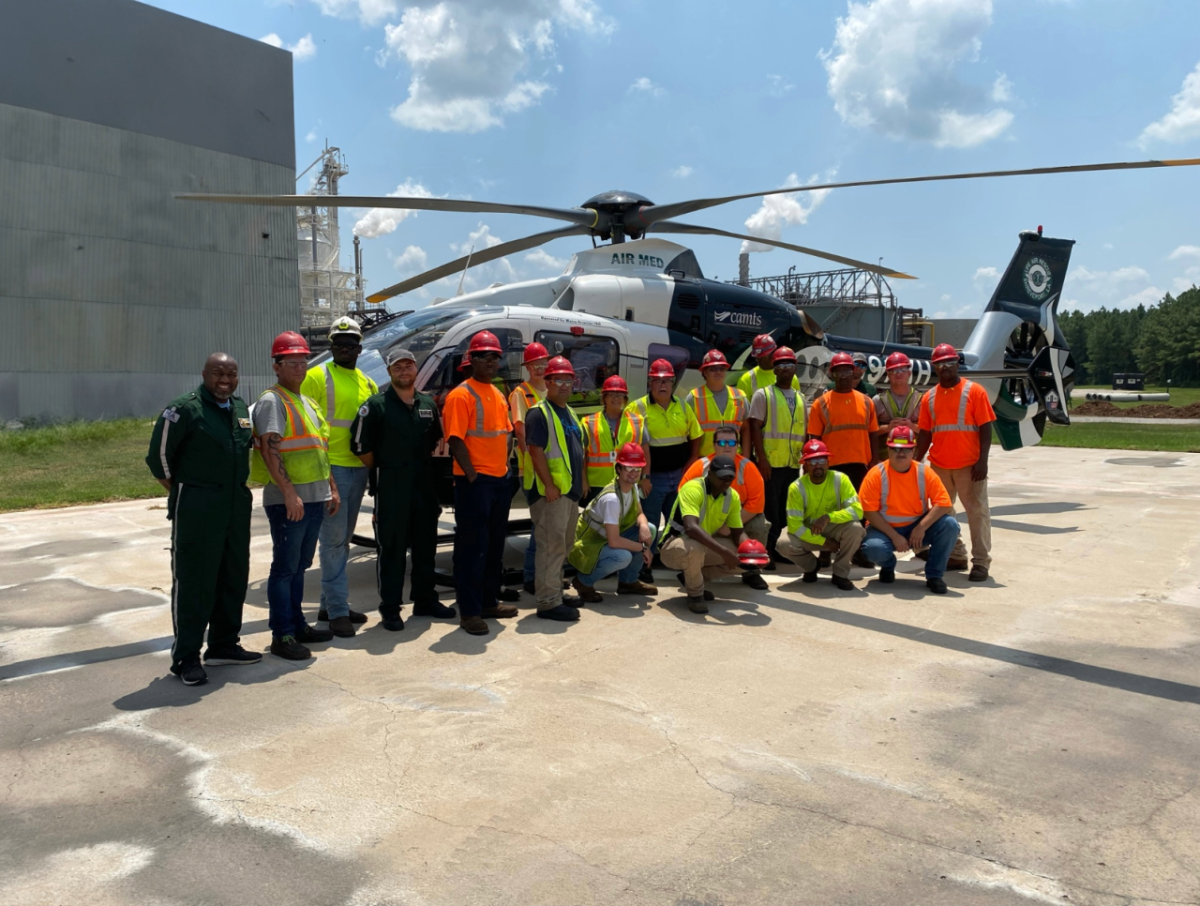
[751,334,778,358]
[271,331,310,358]
[468,331,504,355]
[601,375,629,394]
[772,346,797,365]
[328,316,363,340]
[544,355,575,378]
[700,350,729,371]
[523,342,549,364]
[615,442,647,469]
[931,343,959,364]
[648,358,676,379]
[737,539,770,567]
[802,439,830,462]
[885,352,912,372]
[887,425,918,448]
[829,351,855,370]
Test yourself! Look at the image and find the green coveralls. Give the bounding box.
[145,385,253,671]
[350,386,443,620]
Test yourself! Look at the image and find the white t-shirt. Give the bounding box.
[593,486,637,526]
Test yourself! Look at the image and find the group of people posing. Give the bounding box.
[147,320,996,687]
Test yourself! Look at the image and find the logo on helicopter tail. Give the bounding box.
[713,310,763,327]
[1023,257,1052,301]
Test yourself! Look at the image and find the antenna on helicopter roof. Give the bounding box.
[456,245,474,297]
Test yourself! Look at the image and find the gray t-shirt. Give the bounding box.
[749,385,798,421]
[709,387,729,413]
[253,390,332,507]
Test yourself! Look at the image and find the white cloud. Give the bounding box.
[991,72,1013,103]
[1168,245,1200,261]
[629,77,664,97]
[392,245,429,273]
[973,266,999,281]
[1138,60,1200,147]
[821,0,1014,148]
[352,179,434,238]
[260,33,284,48]
[372,1,614,133]
[1070,265,1152,288]
[312,0,399,26]
[259,32,317,61]
[671,165,694,179]
[1171,267,1200,294]
[305,129,319,143]
[767,74,794,97]
[1117,286,1164,309]
[740,172,835,254]
[525,248,567,272]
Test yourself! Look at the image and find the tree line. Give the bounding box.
[1057,285,1200,386]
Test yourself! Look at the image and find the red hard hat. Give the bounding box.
[887,425,918,448]
[885,352,912,372]
[737,538,771,566]
[801,439,830,462]
[615,441,647,469]
[930,343,958,364]
[700,350,729,370]
[271,331,310,358]
[457,351,471,372]
[772,346,797,365]
[544,355,575,378]
[601,375,629,394]
[523,342,549,364]
[829,351,855,370]
[751,334,778,357]
[648,358,676,379]
[468,330,504,354]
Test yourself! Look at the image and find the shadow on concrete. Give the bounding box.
[658,591,772,627]
[112,657,307,711]
[760,596,1200,704]
[428,620,508,653]
[514,611,576,634]
[962,501,1087,535]
[584,597,651,619]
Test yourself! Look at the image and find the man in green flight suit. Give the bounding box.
[146,352,260,686]
[350,347,453,631]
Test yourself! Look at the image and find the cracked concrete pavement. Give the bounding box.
[1,447,1198,905]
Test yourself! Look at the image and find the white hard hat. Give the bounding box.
[328,316,363,340]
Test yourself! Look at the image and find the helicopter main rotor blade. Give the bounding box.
[366,224,590,303]
[633,157,1200,227]
[174,193,600,228]
[648,221,916,279]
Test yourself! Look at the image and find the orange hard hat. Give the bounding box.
[468,331,504,354]
[801,439,830,462]
[885,352,912,372]
[737,538,770,566]
[887,425,918,448]
[931,343,958,364]
[601,375,629,394]
[615,442,647,469]
[772,346,797,365]
[751,334,777,357]
[523,342,549,364]
[271,331,310,358]
[544,355,575,378]
[829,351,855,370]
[700,349,729,370]
[648,358,676,379]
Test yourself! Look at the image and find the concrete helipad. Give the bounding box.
[1,447,1198,906]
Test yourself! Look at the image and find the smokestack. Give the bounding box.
[738,252,750,286]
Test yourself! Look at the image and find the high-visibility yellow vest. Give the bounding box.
[687,385,747,455]
[737,366,776,397]
[582,410,645,488]
[531,399,582,496]
[785,471,862,545]
[569,481,641,575]
[760,384,807,468]
[301,363,377,468]
[513,380,545,481]
[250,386,331,487]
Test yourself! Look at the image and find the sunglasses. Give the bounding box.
[549,377,574,386]
[715,438,738,447]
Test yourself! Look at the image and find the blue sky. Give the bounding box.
[144,0,1200,318]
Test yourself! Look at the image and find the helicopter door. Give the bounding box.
[534,327,624,415]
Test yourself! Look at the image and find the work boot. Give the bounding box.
[270,635,311,660]
[203,645,262,666]
[831,575,855,591]
[381,615,405,631]
[878,567,895,584]
[413,601,458,619]
[562,592,584,607]
[537,603,580,622]
[176,657,208,686]
[318,608,368,624]
[480,603,519,618]
[617,580,659,595]
[296,625,334,644]
[968,565,989,582]
[459,616,489,635]
[523,581,537,595]
[926,577,948,594]
[947,557,969,571]
[817,551,832,569]
[328,616,357,638]
[742,572,768,590]
[686,596,709,614]
[802,569,819,583]
[572,578,603,604]
[500,587,522,602]
[851,551,875,570]
[676,573,714,600]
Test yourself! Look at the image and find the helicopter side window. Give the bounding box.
[535,330,620,411]
[422,328,526,405]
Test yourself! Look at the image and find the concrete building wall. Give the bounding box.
[0,0,298,420]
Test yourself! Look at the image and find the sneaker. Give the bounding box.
[926,577,948,594]
[572,578,603,604]
[831,575,855,591]
[802,569,819,584]
[203,645,262,666]
[460,616,490,635]
[537,603,580,622]
[742,572,768,590]
[947,558,969,571]
[480,603,519,618]
[618,580,659,595]
[686,596,709,614]
[878,567,896,584]
[296,625,334,644]
[412,601,458,619]
[968,565,989,582]
[177,657,208,686]
[270,635,311,660]
[318,608,368,624]
[523,581,536,595]
[328,616,357,638]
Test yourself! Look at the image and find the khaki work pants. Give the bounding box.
[787,520,866,579]
[660,533,740,598]
[530,496,580,610]
[931,465,992,568]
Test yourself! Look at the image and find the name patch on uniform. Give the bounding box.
[358,404,370,417]
[238,417,251,428]
[162,408,180,423]
[419,408,433,418]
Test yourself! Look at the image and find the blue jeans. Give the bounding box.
[265,501,325,639]
[862,515,960,579]
[319,464,368,618]
[578,525,645,586]
[642,468,683,557]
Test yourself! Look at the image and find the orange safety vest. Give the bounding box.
[583,410,645,487]
[687,385,747,453]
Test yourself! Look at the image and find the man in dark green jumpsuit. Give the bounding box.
[350,346,452,631]
[146,352,260,686]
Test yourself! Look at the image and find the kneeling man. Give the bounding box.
[859,426,961,594]
[786,439,865,590]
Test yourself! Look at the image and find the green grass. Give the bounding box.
[1042,421,1200,453]
[0,419,168,512]
[1071,385,1200,409]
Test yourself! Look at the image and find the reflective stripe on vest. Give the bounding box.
[464,383,508,438]
[928,380,977,433]
[582,482,639,535]
[570,481,641,576]
[787,471,845,519]
[250,386,330,486]
[883,388,917,419]
[817,392,870,433]
[634,398,688,446]
[878,462,927,525]
[688,386,746,433]
[762,385,806,468]
[518,382,540,409]
[533,399,581,496]
[668,477,732,534]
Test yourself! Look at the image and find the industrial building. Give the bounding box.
[0,0,299,421]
